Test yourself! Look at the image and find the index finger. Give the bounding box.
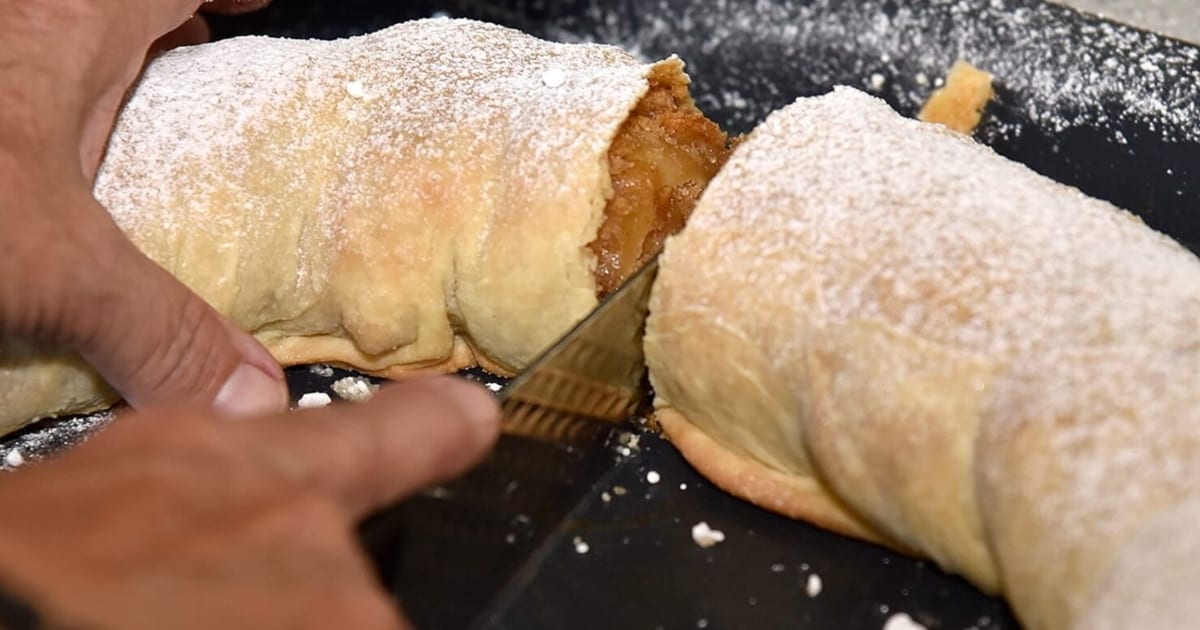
[242,377,501,517]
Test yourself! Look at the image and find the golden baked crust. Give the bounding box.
[646,87,1200,630]
[918,60,994,134]
[0,19,723,432]
[657,408,896,547]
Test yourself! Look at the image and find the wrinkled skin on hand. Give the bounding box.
[0,3,504,628]
[0,378,500,630]
[0,0,289,419]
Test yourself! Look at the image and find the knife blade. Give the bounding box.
[359,258,660,630]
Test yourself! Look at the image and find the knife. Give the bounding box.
[359,258,660,630]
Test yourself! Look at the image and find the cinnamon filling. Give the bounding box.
[589,66,732,296]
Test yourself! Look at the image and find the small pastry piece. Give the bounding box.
[0,18,729,433]
[918,60,994,134]
[645,87,1200,630]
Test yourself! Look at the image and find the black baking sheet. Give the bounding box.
[4,0,1199,628]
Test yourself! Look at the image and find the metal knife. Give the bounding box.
[359,258,660,630]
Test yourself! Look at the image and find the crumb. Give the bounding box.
[616,445,632,457]
[4,449,25,468]
[601,491,612,503]
[485,381,503,392]
[505,533,517,544]
[696,619,708,629]
[880,604,890,614]
[308,364,334,378]
[331,376,377,402]
[612,485,628,496]
[541,67,566,88]
[573,536,590,554]
[882,613,927,630]
[297,392,332,408]
[805,573,823,598]
[770,563,785,573]
[679,482,688,490]
[869,72,886,91]
[691,521,726,548]
[646,470,661,484]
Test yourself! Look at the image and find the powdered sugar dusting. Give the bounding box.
[539,0,1200,143]
[649,88,1200,628]
[0,411,114,469]
[94,18,659,331]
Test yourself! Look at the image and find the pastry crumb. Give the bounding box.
[646,470,661,484]
[331,376,377,402]
[308,364,335,378]
[297,392,332,408]
[612,485,628,496]
[691,521,726,548]
[805,573,823,598]
[696,619,708,629]
[573,536,590,554]
[770,563,786,573]
[601,491,612,503]
[485,381,503,392]
[3,449,25,468]
[882,613,927,630]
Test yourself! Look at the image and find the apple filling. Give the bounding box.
[589,65,732,297]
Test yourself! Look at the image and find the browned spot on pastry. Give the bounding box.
[919,61,995,135]
[590,66,732,296]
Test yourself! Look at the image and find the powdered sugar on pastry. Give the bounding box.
[646,87,1200,630]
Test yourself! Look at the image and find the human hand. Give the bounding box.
[0,377,501,630]
[0,0,286,419]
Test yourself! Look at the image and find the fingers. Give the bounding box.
[199,0,274,15]
[150,14,212,56]
[247,377,501,516]
[60,217,288,418]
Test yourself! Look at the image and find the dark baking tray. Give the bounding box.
[3,1,1198,628]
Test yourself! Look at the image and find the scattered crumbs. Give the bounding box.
[882,613,927,630]
[748,596,758,606]
[612,485,628,496]
[541,67,567,87]
[646,470,661,484]
[601,491,612,503]
[4,449,25,469]
[880,604,891,615]
[805,573,823,598]
[616,445,633,457]
[308,364,334,378]
[344,79,366,98]
[505,532,517,544]
[573,536,590,554]
[696,619,709,629]
[296,392,332,408]
[800,562,810,571]
[770,563,786,573]
[882,557,891,566]
[915,71,930,87]
[485,381,503,392]
[503,480,519,494]
[869,72,886,91]
[691,521,726,548]
[331,376,378,402]
[679,482,688,490]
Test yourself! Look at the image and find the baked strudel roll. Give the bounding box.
[0,18,729,432]
[645,87,1200,630]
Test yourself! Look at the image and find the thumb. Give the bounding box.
[70,226,288,418]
